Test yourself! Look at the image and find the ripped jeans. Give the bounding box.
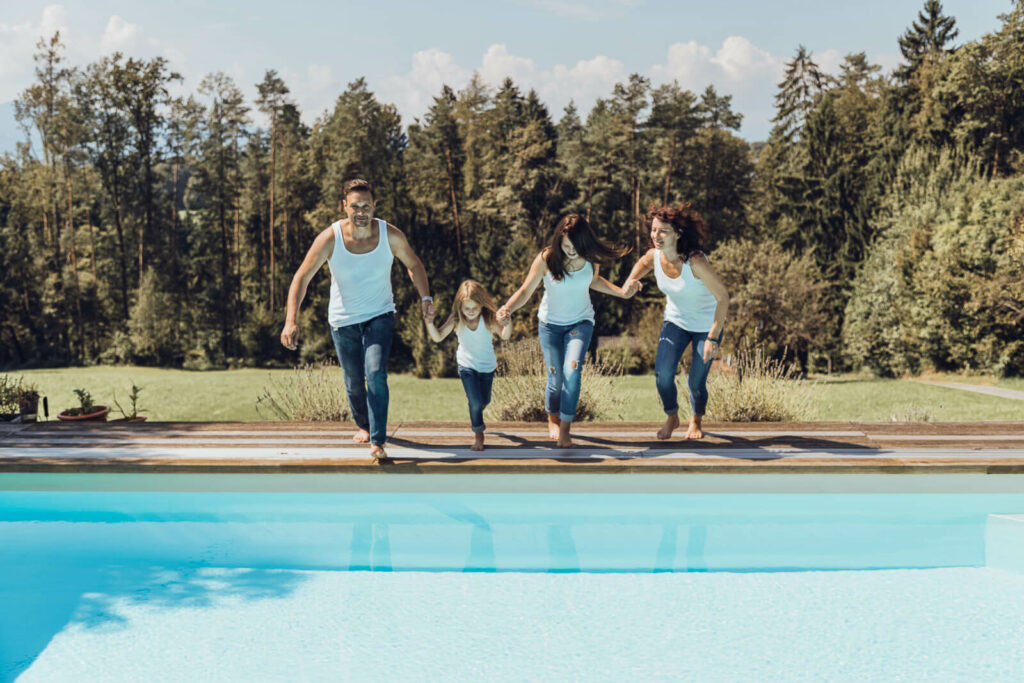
[538,319,595,423]
[653,320,720,417]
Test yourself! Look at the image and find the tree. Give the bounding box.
[896,0,959,83]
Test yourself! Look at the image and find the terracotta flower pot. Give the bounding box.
[57,405,111,421]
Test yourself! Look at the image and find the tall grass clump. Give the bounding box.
[491,339,625,421]
[255,363,351,422]
[704,347,813,422]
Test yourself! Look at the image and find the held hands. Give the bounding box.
[621,278,643,298]
[421,297,436,322]
[280,321,300,350]
[496,305,512,325]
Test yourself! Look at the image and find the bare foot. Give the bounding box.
[657,414,680,440]
[353,429,370,444]
[685,416,704,440]
[547,414,561,441]
[556,421,574,449]
[471,433,485,452]
[369,444,389,462]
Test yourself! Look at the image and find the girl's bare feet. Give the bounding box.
[471,432,485,451]
[657,414,680,440]
[369,444,389,462]
[685,415,704,440]
[353,429,370,444]
[557,420,574,448]
[547,414,561,441]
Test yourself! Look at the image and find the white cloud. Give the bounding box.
[99,15,143,53]
[0,5,70,101]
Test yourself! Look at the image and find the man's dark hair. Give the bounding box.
[343,178,375,200]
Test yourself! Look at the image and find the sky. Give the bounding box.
[0,0,1013,149]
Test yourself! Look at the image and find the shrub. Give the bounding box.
[890,403,934,422]
[255,363,351,422]
[703,347,813,422]
[490,338,625,421]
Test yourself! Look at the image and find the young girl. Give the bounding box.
[425,280,511,451]
[497,214,637,448]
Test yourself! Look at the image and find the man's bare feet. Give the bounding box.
[685,416,704,440]
[547,414,561,441]
[657,413,680,440]
[471,432,485,452]
[353,429,370,444]
[556,420,574,448]
[369,444,389,462]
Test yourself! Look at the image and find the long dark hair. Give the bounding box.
[644,203,707,261]
[544,214,630,281]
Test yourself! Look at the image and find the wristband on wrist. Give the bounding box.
[421,296,433,302]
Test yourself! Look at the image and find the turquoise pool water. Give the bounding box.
[3,477,1024,681]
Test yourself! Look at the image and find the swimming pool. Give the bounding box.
[3,473,1024,681]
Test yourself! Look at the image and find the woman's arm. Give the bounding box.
[624,249,656,284]
[497,251,548,322]
[425,314,456,343]
[690,254,730,361]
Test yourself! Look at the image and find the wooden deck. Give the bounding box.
[2,420,1024,474]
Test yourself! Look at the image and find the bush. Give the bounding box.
[703,347,813,422]
[490,338,625,421]
[255,363,351,422]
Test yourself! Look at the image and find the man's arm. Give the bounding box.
[387,224,434,319]
[280,228,334,350]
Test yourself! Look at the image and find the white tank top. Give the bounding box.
[654,250,718,332]
[456,319,497,372]
[537,260,595,325]
[327,218,396,327]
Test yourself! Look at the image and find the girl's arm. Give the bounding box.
[497,251,548,322]
[425,314,457,343]
[490,318,513,341]
[589,264,632,298]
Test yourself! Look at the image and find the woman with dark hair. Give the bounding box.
[497,214,638,448]
[623,204,730,440]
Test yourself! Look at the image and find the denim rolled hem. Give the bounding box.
[558,412,576,424]
[471,424,486,434]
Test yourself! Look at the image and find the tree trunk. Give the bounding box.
[113,196,130,321]
[444,145,463,270]
[269,120,277,312]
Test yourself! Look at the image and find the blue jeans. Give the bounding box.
[330,312,394,446]
[458,366,494,433]
[654,321,719,417]
[538,319,594,423]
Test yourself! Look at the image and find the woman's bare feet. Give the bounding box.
[471,432,485,451]
[656,414,680,440]
[547,414,561,441]
[556,420,574,448]
[353,429,370,444]
[685,415,704,440]
[369,444,389,462]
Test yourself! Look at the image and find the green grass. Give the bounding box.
[7,366,1024,423]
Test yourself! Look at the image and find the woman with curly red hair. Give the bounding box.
[623,204,730,440]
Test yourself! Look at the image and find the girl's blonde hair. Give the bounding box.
[447,280,498,331]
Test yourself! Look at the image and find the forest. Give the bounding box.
[1,0,1021,377]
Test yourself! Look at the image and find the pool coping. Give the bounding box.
[2,421,1024,474]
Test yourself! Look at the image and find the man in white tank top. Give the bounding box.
[280,179,435,461]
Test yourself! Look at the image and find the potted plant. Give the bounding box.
[17,383,41,422]
[112,383,147,422]
[0,375,19,421]
[57,388,110,422]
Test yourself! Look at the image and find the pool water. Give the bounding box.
[3,483,1024,681]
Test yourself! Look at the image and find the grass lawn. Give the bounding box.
[8,366,1023,423]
